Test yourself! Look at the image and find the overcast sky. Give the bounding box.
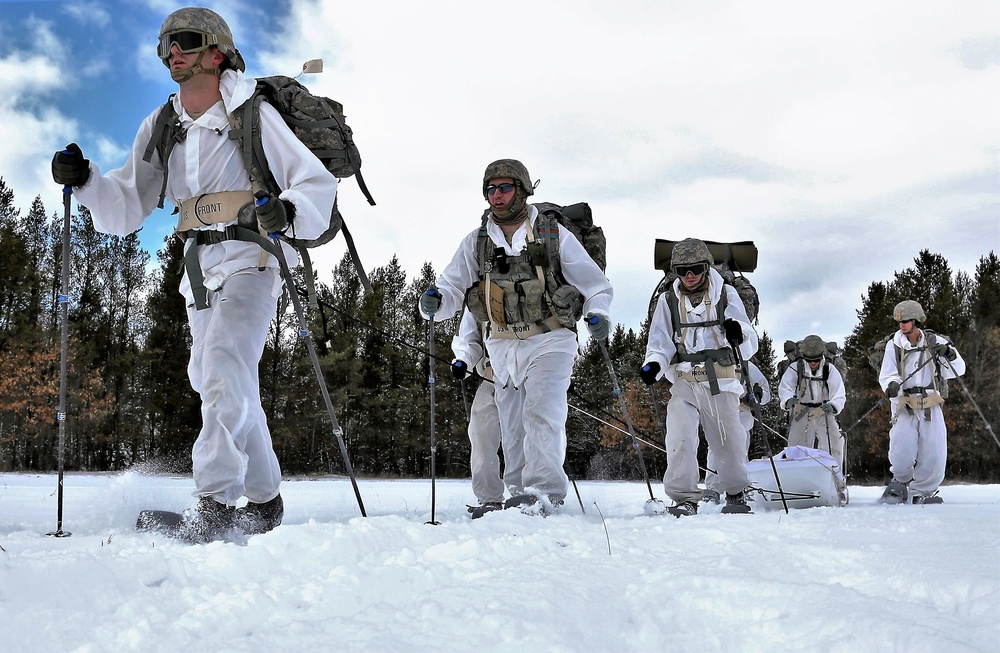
[1,0,997,351]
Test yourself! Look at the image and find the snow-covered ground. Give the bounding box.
[1,472,998,653]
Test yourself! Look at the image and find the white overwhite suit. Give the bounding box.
[705,361,770,494]
[72,69,336,505]
[643,269,758,504]
[451,311,505,505]
[424,206,613,503]
[879,329,966,499]
[778,360,847,466]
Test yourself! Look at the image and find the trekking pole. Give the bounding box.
[260,198,366,517]
[424,288,441,525]
[842,354,937,437]
[592,330,666,514]
[939,354,1000,450]
[47,182,74,539]
[648,383,668,440]
[729,335,788,513]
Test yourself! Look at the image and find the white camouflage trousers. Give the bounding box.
[787,411,845,468]
[889,404,948,497]
[705,407,754,493]
[664,379,749,503]
[468,380,504,504]
[186,269,282,505]
[494,351,573,503]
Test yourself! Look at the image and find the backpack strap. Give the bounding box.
[142,96,186,209]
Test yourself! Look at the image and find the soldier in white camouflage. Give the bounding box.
[640,238,759,516]
[52,7,338,541]
[420,159,613,513]
[878,300,966,505]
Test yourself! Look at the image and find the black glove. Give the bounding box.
[784,397,799,410]
[586,313,610,341]
[723,318,743,345]
[452,360,469,380]
[420,288,442,316]
[255,196,293,234]
[886,381,900,398]
[51,143,91,187]
[639,362,660,386]
[821,403,837,415]
[931,342,955,360]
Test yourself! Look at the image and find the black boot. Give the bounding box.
[236,494,284,535]
[183,496,236,543]
[721,490,753,514]
[468,501,504,519]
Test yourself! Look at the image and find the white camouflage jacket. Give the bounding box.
[425,206,613,388]
[73,69,337,304]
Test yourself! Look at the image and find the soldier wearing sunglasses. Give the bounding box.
[639,238,759,517]
[51,7,338,541]
[420,159,613,514]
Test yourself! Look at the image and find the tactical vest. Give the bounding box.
[793,359,832,404]
[663,285,737,395]
[464,213,583,338]
[890,330,949,400]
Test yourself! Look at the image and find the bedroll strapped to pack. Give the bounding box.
[142,74,375,302]
[778,339,849,385]
[646,239,760,328]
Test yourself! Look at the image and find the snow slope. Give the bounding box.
[1,473,998,653]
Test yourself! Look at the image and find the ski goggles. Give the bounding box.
[486,183,516,196]
[674,263,708,277]
[157,30,220,60]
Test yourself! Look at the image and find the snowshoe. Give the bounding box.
[137,496,238,543]
[880,480,908,505]
[467,501,504,519]
[912,493,943,505]
[667,501,698,518]
[720,491,753,514]
[701,489,721,505]
[235,493,283,535]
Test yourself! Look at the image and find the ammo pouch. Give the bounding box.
[465,280,507,327]
[549,285,584,329]
[676,347,736,396]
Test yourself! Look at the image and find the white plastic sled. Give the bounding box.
[747,446,848,510]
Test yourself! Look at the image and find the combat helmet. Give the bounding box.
[799,335,827,361]
[157,7,246,74]
[892,300,926,323]
[669,238,714,275]
[482,159,534,199]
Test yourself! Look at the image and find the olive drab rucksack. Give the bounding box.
[777,337,850,387]
[143,72,375,296]
[645,239,760,333]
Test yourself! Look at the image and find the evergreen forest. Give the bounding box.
[1,177,997,485]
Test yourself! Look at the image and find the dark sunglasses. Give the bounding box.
[486,183,516,196]
[157,30,217,59]
[675,263,707,277]
[804,357,823,363]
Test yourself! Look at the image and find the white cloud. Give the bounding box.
[2,0,997,353]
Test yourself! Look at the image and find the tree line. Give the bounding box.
[1,177,997,484]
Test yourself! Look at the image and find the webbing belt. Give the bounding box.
[181,225,278,310]
[676,348,734,395]
[176,191,253,232]
[489,315,564,340]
